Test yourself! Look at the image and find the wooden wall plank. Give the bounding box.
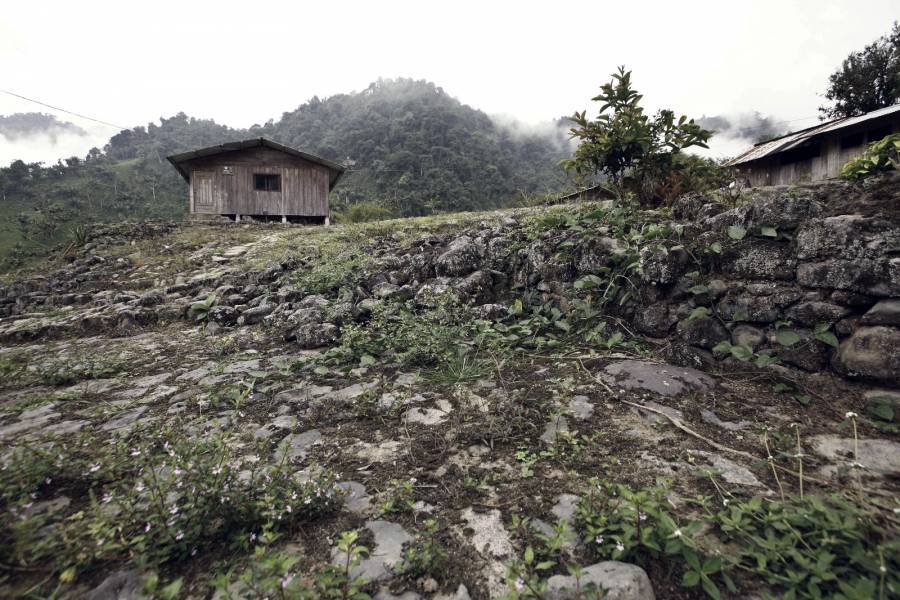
[183,146,331,217]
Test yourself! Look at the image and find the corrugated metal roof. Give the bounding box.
[167,138,346,188]
[725,104,900,167]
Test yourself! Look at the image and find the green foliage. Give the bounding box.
[572,479,899,599]
[841,133,900,181]
[713,494,898,599]
[188,294,217,322]
[0,427,342,582]
[396,519,448,579]
[726,225,747,240]
[820,22,900,119]
[378,479,416,516]
[215,530,371,599]
[562,67,713,202]
[712,340,778,368]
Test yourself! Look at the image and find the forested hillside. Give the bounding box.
[0,79,571,265]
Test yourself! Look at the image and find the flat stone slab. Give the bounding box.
[460,507,513,559]
[568,395,594,420]
[101,406,149,431]
[277,429,321,461]
[332,520,412,582]
[545,561,655,599]
[701,409,751,431]
[403,399,452,426]
[540,415,569,444]
[551,493,580,524]
[811,435,900,476]
[693,450,762,487]
[599,360,716,397]
[337,481,372,515]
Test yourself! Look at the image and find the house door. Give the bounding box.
[193,172,215,210]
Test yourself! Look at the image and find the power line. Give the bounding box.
[0,89,128,130]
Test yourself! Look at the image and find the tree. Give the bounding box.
[820,22,900,119]
[562,67,712,201]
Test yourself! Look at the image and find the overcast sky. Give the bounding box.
[1,0,898,165]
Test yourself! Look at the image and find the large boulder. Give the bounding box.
[785,301,850,326]
[797,258,900,297]
[599,360,717,397]
[795,215,899,261]
[676,315,729,350]
[293,322,339,349]
[861,299,900,326]
[634,302,676,337]
[639,244,688,285]
[832,326,900,385]
[545,561,655,600]
[724,241,795,280]
[435,235,481,277]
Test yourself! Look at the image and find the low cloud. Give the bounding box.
[490,113,576,153]
[0,113,110,166]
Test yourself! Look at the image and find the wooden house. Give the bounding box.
[726,104,900,187]
[167,138,345,223]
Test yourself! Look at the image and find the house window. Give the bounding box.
[254,173,281,192]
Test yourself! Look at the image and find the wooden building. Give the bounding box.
[726,104,900,187]
[167,138,345,223]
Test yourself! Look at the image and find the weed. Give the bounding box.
[378,479,416,516]
[215,529,371,599]
[395,519,447,580]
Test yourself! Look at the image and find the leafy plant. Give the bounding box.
[841,133,900,180]
[188,294,217,322]
[562,67,713,203]
[378,479,416,516]
[396,519,447,580]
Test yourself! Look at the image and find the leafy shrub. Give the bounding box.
[562,67,712,202]
[573,480,899,599]
[215,530,371,599]
[328,294,477,369]
[841,133,900,180]
[0,427,342,581]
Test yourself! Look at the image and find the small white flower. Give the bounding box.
[175,530,184,541]
[639,512,647,521]
[615,542,625,552]
[845,411,858,419]
[145,522,151,532]
[673,529,683,538]
[250,532,257,543]
[594,535,604,544]
[44,477,52,485]
[723,499,730,507]
[514,578,525,592]
[880,565,887,573]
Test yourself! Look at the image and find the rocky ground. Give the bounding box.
[1,178,899,599]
